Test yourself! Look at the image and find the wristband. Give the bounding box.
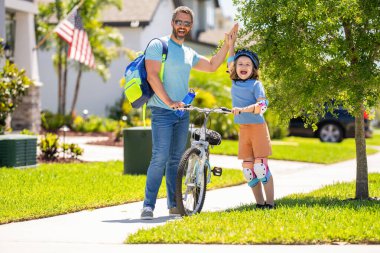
[227,56,235,64]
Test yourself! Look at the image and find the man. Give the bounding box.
[141,6,238,219]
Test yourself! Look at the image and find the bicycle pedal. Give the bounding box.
[212,167,222,176]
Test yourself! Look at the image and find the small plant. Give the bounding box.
[39,133,60,160]
[20,129,36,135]
[39,133,84,161]
[68,144,84,159]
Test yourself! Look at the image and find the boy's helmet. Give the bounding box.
[234,49,260,69]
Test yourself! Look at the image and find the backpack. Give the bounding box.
[122,38,168,108]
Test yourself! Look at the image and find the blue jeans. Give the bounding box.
[143,106,189,210]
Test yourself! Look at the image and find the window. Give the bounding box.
[5,12,15,60]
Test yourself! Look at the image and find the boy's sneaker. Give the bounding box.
[141,207,153,220]
[255,202,266,209]
[265,203,276,209]
[169,207,181,217]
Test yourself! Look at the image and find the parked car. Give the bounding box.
[288,107,372,142]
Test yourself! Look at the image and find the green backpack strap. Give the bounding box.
[143,103,147,127]
[143,39,168,127]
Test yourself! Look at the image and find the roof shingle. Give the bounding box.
[37,0,160,24]
[101,0,160,23]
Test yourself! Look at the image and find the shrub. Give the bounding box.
[107,95,133,120]
[113,120,127,142]
[39,133,60,160]
[70,115,120,133]
[40,110,71,132]
[265,111,288,139]
[70,115,85,132]
[107,95,149,127]
[67,143,84,159]
[130,115,151,127]
[103,118,120,132]
[0,41,32,134]
[39,133,84,161]
[83,115,104,132]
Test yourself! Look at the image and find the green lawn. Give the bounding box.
[0,162,244,224]
[367,128,380,146]
[126,173,380,244]
[2,132,379,227]
[212,134,380,164]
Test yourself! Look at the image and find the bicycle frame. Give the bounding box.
[182,106,231,182]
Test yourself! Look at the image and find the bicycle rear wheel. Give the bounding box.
[175,147,207,216]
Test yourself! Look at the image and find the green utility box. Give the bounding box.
[0,134,38,168]
[123,127,190,175]
[123,127,152,174]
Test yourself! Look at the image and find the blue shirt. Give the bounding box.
[145,36,200,110]
[231,79,267,124]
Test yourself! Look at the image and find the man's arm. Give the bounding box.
[193,23,239,72]
[227,25,238,72]
[193,46,228,72]
[146,60,183,109]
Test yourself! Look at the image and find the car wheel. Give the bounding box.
[318,123,343,143]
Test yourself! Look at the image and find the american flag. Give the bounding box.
[54,7,95,68]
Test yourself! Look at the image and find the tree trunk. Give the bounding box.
[62,46,68,115]
[343,21,368,199]
[70,64,83,116]
[57,41,63,114]
[354,103,369,199]
[56,0,63,114]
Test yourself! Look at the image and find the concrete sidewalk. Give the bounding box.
[1,137,379,253]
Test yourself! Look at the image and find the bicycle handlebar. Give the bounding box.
[180,105,232,114]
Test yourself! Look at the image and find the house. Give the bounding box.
[37,0,232,117]
[0,0,41,133]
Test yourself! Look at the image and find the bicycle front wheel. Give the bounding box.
[175,147,207,216]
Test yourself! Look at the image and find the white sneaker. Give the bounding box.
[140,207,153,220]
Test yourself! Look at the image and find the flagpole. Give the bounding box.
[33,0,86,50]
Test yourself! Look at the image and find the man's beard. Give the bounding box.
[172,27,189,40]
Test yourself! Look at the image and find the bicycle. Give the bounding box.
[175,105,231,216]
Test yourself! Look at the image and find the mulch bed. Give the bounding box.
[37,156,85,164]
[87,138,123,147]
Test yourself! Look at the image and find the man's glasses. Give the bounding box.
[174,20,192,27]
